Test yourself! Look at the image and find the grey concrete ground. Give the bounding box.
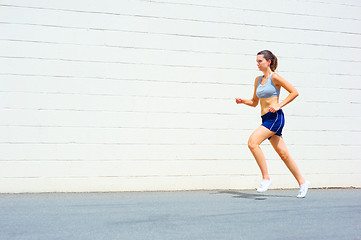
[0,189,360,240]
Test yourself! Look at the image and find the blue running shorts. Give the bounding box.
[261,109,285,140]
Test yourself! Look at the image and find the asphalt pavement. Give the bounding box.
[0,188,360,240]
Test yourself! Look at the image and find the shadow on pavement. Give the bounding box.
[217,190,294,200]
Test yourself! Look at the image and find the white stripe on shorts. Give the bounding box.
[275,111,283,134]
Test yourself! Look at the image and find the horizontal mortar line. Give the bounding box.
[1,21,361,50]
[1,125,360,133]
[137,0,361,20]
[1,87,361,96]
[0,174,259,179]
[0,73,249,87]
[1,73,361,91]
[58,172,361,177]
[290,129,361,132]
[1,158,357,162]
[0,175,253,179]
[302,100,357,103]
[243,22,361,36]
[0,125,254,131]
[0,159,253,162]
[3,172,360,179]
[0,55,250,71]
[0,174,322,179]
[1,3,361,35]
[2,55,361,77]
[0,109,358,118]
[0,83,360,95]
[0,107,259,116]
[1,74,361,92]
[3,91,361,104]
[5,1,361,22]
[2,56,361,77]
[1,90,360,104]
[0,142,359,147]
[0,90,238,100]
[3,39,361,64]
[0,107,358,118]
[0,38,252,57]
[298,0,361,8]
[1,143,359,148]
[6,160,359,164]
[339,87,361,91]
[4,90,358,103]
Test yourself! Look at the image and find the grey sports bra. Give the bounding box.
[256,73,280,99]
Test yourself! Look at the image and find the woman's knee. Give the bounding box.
[248,138,259,151]
[278,151,289,161]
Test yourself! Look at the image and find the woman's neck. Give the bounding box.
[262,69,273,78]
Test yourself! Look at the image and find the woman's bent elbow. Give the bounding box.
[251,100,259,107]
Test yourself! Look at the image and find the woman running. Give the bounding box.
[235,50,310,198]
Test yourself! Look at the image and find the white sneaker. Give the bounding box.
[257,179,272,192]
[297,181,310,198]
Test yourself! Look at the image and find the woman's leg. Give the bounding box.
[248,126,275,180]
[269,135,306,185]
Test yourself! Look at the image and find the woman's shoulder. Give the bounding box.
[271,72,287,80]
[271,72,281,79]
[270,72,288,88]
[270,72,283,83]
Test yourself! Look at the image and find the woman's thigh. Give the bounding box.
[249,125,275,145]
[269,135,289,156]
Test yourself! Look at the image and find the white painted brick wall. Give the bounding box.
[0,0,360,192]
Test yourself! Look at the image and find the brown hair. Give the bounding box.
[257,50,278,72]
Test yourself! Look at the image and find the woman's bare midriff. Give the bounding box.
[260,96,279,115]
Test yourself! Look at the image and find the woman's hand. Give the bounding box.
[235,98,243,104]
[269,104,281,113]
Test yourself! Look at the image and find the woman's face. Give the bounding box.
[256,54,271,71]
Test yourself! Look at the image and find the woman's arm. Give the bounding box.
[271,73,299,110]
[235,77,260,107]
